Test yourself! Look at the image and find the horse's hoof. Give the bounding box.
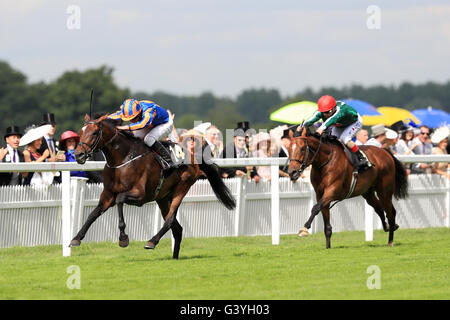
[392,224,399,231]
[144,241,156,250]
[119,235,129,248]
[297,227,309,237]
[388,242,394,247]
[69,239,81,247]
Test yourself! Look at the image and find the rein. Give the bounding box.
[79,121,143,169]
[290,134,327,173]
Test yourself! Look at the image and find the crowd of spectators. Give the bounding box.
[2,110,450,187]
[0,112,104,186]
[174,117,450,182]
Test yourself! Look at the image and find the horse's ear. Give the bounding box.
[84,114,91,123]
[289,130,294,139]
[301,126,307,137]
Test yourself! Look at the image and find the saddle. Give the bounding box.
[149,141,186,177]
[324,134,365,172]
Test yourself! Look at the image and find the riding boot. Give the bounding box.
[355,149,373,172]
[151,140,175,171]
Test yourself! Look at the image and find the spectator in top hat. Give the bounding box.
[0,125,28,185]
[278,128,292,176]
[365,124,387,147]
[220,126,258,179]
[38,113,62,161]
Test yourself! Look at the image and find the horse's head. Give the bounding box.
[75,114,110,164]
[287,127,309,181]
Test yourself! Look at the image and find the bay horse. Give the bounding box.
[70,114,236,259]
[288,127,408,248]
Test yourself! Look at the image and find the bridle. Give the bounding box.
[289,134,326,174]
[78,121,118,160]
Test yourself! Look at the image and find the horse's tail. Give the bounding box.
[199,161,236,210]
[385,148,409,199]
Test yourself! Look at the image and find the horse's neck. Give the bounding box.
[307,136,333,167]
[101,129,133,164]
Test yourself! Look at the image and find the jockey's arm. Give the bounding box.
[128,109,154,130]
[107,108,123,120]
[303,111,321,127]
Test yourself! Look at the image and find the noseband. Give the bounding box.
[78,121,118,159]
[289,135,324,174]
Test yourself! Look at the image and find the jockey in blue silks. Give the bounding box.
[108,99,175,169]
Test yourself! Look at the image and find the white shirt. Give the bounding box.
[365,138,382,148]
[6,145,20,163]
[44,134,55,152]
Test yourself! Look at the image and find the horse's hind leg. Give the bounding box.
[377,191,399,246]
[171,215,183,259]
[146,192,185,259]
[321,205,332,249]
[362,190,389,232]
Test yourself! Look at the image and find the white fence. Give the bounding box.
[0,156,449,256]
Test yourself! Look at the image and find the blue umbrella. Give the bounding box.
[341,98,381,116]
[411,107,450,128]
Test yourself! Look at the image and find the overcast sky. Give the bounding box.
[1,0,450,98]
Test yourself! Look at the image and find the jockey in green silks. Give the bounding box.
[303,95,373,172]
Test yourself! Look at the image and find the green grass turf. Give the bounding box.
[0,228,449,300]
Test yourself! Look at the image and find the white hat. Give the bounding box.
[385,128,398,140]
[431,126,450,144]
[19,124,52,146]
[193,122,211,135]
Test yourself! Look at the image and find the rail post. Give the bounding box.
[62,171,71,257]
[271,164,280,245]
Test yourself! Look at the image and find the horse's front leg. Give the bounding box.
[115,190,143,248]
[70,190,115,247]
[299,189,334,238]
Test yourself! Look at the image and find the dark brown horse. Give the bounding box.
[70,114,236,259]
[288,127,408,248]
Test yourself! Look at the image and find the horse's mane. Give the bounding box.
[99,116,142,143]
[308,132,341,146]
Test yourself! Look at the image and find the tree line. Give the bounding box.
[1,60,449,137]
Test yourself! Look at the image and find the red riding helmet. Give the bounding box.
[317,95,337,113]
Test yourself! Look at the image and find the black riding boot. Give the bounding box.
[151,140,175,170]
[355,149,373,172]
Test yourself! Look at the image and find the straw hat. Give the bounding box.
[180,129,204,144]
[19,124,52,147]
[431,126,450,144]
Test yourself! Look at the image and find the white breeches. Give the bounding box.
[132,118,174,147]
[331,114,363,144]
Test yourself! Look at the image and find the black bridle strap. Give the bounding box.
[78,122,103,159]
[290,135,324,173]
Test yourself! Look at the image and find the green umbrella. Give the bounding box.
[270,101,318,124]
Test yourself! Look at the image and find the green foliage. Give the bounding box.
[1,59,450,141]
